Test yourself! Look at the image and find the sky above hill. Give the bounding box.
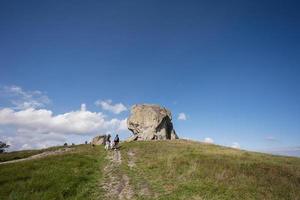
[0,0,299,156]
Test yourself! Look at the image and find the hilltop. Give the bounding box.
[0,140,299,200]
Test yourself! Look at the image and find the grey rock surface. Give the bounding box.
[127,104,178,141]
[91,135,107,145]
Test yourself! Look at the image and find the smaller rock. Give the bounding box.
[92,135,107,145]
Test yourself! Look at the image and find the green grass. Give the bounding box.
[0,144,106,200]
[121,140,300,200]
[0,140,299,200]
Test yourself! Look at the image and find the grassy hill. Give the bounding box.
[0,140,299,200]
[0,145,106,199]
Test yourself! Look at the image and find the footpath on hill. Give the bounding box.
[101,144,153,200]
[0,148,73,165]
[102,149,134,200]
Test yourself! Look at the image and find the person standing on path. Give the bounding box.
[113,134,119,150]
[105,134,111,150]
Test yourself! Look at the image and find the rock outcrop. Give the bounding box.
[91,135,107,145]
[127,104,178,141]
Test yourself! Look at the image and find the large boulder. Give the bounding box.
[91,135,107,145]
[127,104,179,141]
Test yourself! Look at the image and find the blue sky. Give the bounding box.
[0,0,300,156]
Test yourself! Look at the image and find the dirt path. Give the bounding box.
[102,150,134,200]
[0,148,73,165]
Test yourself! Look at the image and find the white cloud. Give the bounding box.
[81,103,87,111]
[95,100,127,114]
[0,86,130,151]
[0,104,128,150]
[203,137,214,144]
[0,85,50,109]
[2,132,67,151]
[0,106,127,135]
[231,142,241,149]
[178,112,187,120]
[21,143,32,150]
[119,118,128,131]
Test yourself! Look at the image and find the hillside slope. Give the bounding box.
[0,145,106,199]
[121,140,300,200]
[0,140,299,200]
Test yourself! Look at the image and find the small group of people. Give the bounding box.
[105,134,119,150]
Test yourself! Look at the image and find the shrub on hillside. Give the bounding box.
[0,141,9,153]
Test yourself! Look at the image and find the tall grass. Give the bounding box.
[0,140,299,200]
[121,140,300,200]
[0,145,107,200]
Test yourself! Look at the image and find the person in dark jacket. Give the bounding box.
[107,134,111,143]
[113,134,120,150]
